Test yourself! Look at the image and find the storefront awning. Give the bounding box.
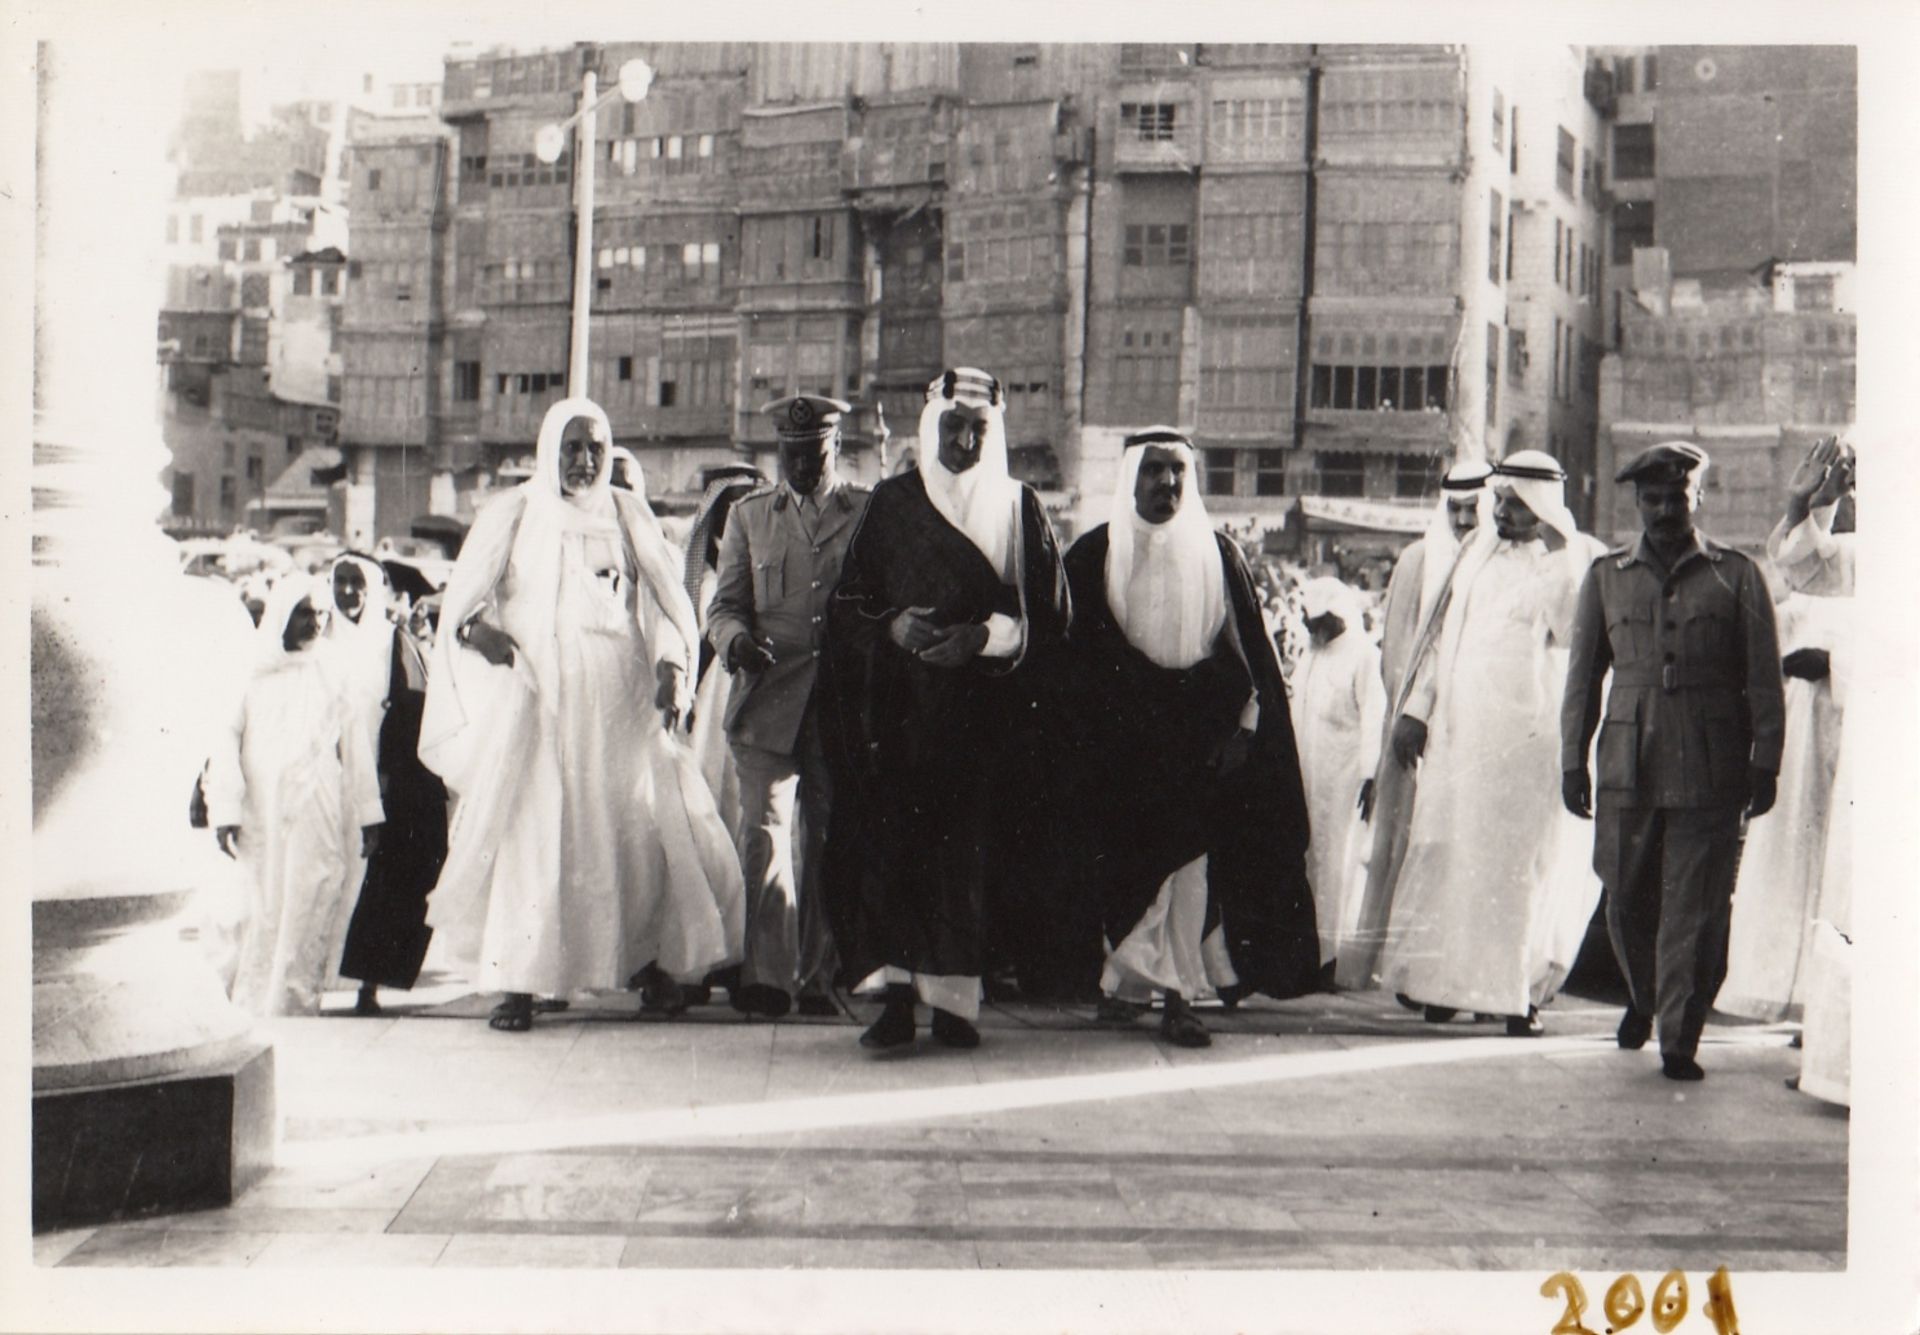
[1299,495,1429,534]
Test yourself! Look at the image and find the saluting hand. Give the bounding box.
[1787,437,1844,507]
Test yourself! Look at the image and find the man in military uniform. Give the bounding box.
[705,394,871,1018]
[1561,441,1784,1081]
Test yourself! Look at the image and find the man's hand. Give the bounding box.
[1812,446,1855,509]
[361,825,382,859]
[1562,767,1592,820]
[1357,777,1376,822]
[1389,715,1428,770]
[1747,768,1778,820]
[917,621,989,669]
[655,661,685,731]
[1782,647,1831,682]
[888,606,942,654]
[1212,727,1255,776]
[216,825,241,858]
[1785,437,1843,525]
[728,632,776,674]
[462,619,518,668]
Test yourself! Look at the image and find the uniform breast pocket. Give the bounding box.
[1682,603,1734,666]
[753,557,786,606]
[1605,606,1654,663]
[1595,694,1640,791]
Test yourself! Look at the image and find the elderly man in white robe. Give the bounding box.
[1767,437,1856,1105]
[418,398,745,1033]
[1293,576,1384,976]
[208,575,385,1016]
[1338,462,1490,991]
[1377,451,1590,1035]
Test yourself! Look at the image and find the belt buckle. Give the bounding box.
[1661,663,1676,692]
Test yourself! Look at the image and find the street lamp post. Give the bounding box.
[537,57,654,400]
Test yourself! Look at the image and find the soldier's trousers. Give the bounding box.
[731,712,837,997]
[1595,801,1744,1061]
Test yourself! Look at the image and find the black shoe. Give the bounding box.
[1317,960,1339,994]
[1661,1054,1706,1082]
[1160,995,1211,1049]
[731,983,791,1019]
[1617,1010,1653,1051]
[1096,995,1147,1025]
[930,1008,981,1049]
[1394,992,1423,1013]
[681,985,713,1007]
[1422,1004,1458,1024]
[795,992,838,1018]
[1788,1032,1804,1050]
[859,990,916,1050]
[1505,1007,1545,1038]
[1216,983,1252,1011]
[353,987,383,1017]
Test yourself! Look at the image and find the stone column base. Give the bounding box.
[32,1039,276,1233]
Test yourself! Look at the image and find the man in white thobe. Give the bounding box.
[1338,462,1489,990]
[1767,437,1856,1105]
[1377,452,1590,1035]
[1293,576,1384,975]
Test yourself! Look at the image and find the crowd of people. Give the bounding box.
[197,365,1855,1098]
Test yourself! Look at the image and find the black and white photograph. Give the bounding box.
[5,3,1916,1333]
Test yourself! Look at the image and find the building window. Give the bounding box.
[1556,127,1576,197]
[454,360,481,402]
[219,476,236,512]
[1119,102,1177,142]
[1124,222,1191,268]
[1509,107,1520,173]
[1796,276,1837,311]
[171,472,194,516]
[1508,327,1527,386]
[1488,190,1503,285]
[1254,452,1287,498]
[1615,56,1636,95]
[1113,319,1180,417]
[810,215,834,261]
[1580,147,1594,203]
[1612,200,1655,263]
[190,215,203,243]
[166,215,179,244]
[1613,123,1654,180]
[292,269,313,296]
[1395,454,1443,499]
[367,168,382,191]
[1550,319,1561,399]
[1491,89,1505,153]
[1202,448,1237,496]
[618,355,634,381]
[1486,322,1501,429]
[1643,54,1658,88]
[658,378,677,407]
[1309,360,1446,412]
[1316,452,1367,498]
[1553,219,1564,286]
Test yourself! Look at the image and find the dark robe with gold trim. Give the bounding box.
[1053,525,1320,1000]
[817,469,1069,988]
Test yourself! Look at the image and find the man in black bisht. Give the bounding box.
[1055,428,1320,1047]
[817,367,1070,1053]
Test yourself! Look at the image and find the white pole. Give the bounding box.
[568,68,598,399]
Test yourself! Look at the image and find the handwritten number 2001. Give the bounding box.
[1541,1268,1738,1335]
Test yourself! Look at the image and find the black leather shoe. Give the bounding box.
[1617,1010,1653,1050]
[731,984,791,1019]
[930,1008,981,1049]
[859,991,916,1050]
[795,992,838,1018]
[1422,1004,1458,1024]
[1394,992,1422,1012]
[1661,1054,1706,1082]
[1160,996,1211,1049]
[1505,1007,1545,1038]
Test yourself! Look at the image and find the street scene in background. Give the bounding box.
[27,36,1870,1326]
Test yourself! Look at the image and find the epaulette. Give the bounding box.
[735,484,782,509]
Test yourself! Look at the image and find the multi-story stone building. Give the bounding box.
[332,42,1627,564]
[1593,45,1856,548]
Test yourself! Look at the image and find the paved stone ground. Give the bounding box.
[36,984,1845,1276]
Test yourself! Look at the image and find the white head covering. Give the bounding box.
[511,398,698,716]
[255,573,329,672]
[1104,429,1228,670]
[322,552,396,744]
[1491,449,1578,543]
[1300,575,1367,628]
[1421,460,1493,614]
[918,368,1021,578]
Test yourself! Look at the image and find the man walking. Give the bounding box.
[1562,441,1784,1080]
[818,368,1070,1053]
[704,395,869,1019]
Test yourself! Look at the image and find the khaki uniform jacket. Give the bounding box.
[707,481,871,756]
[1562,530,1784,809]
